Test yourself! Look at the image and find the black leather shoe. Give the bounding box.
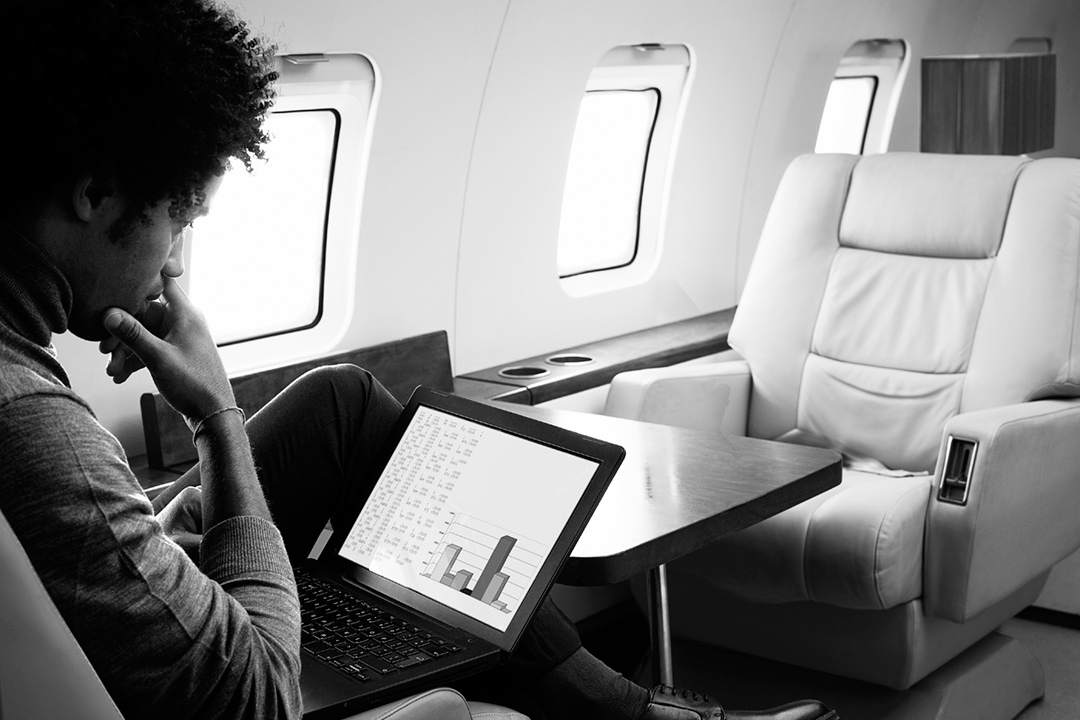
[641,685,838,720]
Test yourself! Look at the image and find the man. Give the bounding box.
[0,1,836,719]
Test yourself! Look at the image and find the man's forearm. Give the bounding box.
[193,410,273,529]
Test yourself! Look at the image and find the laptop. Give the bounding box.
[298,386,624,718]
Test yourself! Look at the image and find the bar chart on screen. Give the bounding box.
[421,511,547,614]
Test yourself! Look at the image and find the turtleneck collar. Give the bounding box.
[0,219,72,348]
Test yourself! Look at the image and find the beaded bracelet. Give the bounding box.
[190,406,246,446]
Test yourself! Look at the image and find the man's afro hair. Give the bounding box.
[5,0,278,219]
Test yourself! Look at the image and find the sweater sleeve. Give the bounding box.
[0,390,302,720]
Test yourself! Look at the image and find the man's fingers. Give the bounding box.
[106,344,145,383]
[176,485,204,520]
[104,308,165,358]
[106,346,128,378]
[103,309,144,346]
[138,300,167,334]
[99,335,121,355]
[100,302,162,358]
[102,278,229,421]
[161,275,194,311]
[102,307,170,384]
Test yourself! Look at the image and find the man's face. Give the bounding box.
[66,176,222,341]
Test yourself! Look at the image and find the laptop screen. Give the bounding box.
[337,404,601,632]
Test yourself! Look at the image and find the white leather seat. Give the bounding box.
[0,508,527,720]
[604,152,1080,719]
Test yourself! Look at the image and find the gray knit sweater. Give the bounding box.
[0,222,302,719]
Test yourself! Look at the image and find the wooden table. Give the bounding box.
[498,404,842,684]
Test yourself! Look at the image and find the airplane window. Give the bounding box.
[189,109,337,345]
[557,89,659,278]
[179,53,375,375]
[816,39,908,155]
[558,44,691,297]
[815,76,877,154]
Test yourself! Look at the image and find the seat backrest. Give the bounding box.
[0,508,124,720]
[730,152,1080,472]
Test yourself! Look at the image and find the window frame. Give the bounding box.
[558,44,693,298]
[816,39,909,156]
[182,53,377,376]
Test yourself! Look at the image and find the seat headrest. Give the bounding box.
[839,152,1028,258]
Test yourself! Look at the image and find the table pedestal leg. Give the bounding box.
[645,563,674,687]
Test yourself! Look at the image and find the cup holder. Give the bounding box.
[498,365,550,379]
[545,354,596,367]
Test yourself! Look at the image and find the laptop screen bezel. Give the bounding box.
[316,386,624,654]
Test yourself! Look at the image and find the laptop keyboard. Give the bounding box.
[296,568,463,682]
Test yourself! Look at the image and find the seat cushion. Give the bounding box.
[668,468,932,609]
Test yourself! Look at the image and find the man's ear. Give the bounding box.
[71,173,114,222]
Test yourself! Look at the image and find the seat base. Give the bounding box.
[655,570,1047,689]
[647,631,1044,720]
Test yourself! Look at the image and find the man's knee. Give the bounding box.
[291,363,400,417]
[297,363,375,396]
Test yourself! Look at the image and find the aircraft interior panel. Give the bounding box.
[49,0,1080,455]
[20,1,1080,715]
[454,0,794,373]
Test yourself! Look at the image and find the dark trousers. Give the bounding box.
[243,363,584,682]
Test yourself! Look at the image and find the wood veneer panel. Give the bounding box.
[921,53,1055,155]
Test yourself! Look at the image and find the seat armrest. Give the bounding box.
[603,359,751,436]
[924,398,1080,622]
[341,688,474,720]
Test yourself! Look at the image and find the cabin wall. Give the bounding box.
[50,0,1080,455]
[453,0,791,372]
